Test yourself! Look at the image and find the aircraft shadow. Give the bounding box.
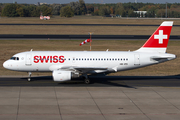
[18,75,180,87]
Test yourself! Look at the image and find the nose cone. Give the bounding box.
[3,61,8,69]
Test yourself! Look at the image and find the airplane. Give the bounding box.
[3,21,176,84]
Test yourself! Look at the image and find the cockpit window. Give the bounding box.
[10,57,19,61]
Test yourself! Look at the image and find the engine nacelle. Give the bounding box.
[52,70,79,82]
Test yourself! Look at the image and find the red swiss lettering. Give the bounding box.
[34,56,39,63]
[40,56,49,63]
[53,56,58,63]
[50,56,52,63]
[59,56,64,63]
[34,55,65,63]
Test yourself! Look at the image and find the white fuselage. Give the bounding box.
[3,51,176,73]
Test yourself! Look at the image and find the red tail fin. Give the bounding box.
[136,21,173,53]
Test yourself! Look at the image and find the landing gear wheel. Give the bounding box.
[84,78,91,84]
[28,78,31,82]
[27,72,31,82]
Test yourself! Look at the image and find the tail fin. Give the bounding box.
[136,21,173,53]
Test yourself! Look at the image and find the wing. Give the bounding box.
[60,66,109,74]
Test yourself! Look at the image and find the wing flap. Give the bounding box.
[60,66,108,74]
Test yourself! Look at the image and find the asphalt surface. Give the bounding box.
[1,75,180,87]
[0,24,164,26]
[1,76,180,120]
[0,35,180,40]
[0,23,180,27]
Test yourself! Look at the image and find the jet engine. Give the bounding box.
[52,70,79,82]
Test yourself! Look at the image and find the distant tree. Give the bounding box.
[93,7,99,16]
[25,5,40,17]
[69,2,80,15]
[79,0,86,15]
[171,10,180,18]
[115,3,126,17]
[16,5,24,17]
[60,6,74,17]
[99,6,110,16]
[31,6,40,17]
[52,4,62,15]
[156,9,165,17]
[128,9,136,17]
[0,6,2,13]
[110,7,114,14]
[146,5,156,17]
[86,5,94,14]
[1,4,19,17]
[1,2,180,18]
[41,5,52,16]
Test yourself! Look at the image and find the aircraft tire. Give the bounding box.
[28,78,31,82]
[84,78,91,84]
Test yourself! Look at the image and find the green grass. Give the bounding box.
[0,25,179,35]
[1,16,180,25]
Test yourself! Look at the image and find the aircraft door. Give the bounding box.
[134,54,140,65]
[26,54,32,66]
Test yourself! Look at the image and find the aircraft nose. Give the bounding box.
[3,61,9,69]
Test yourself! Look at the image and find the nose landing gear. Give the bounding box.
[28,72,31,82]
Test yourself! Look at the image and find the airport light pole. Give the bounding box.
[166,2,167,18]
[89,32,93,51]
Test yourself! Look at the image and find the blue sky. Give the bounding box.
[1,0,179,4]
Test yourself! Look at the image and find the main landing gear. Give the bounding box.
[84,78,91,84]
[28,72,31,82]
[83,75,91,84]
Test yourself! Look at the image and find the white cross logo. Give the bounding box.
[154,30,167,44]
